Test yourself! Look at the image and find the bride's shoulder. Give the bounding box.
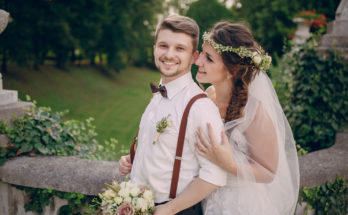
[205,85,216,101]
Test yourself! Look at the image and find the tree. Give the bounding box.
[186,0,237,49]
[233,0,341,60]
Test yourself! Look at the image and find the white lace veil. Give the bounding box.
[223,72,299,214]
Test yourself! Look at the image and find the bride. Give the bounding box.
[194,21,299,215]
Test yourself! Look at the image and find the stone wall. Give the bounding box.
[0,133,347,215]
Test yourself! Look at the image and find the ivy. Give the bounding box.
[299,176,348,215]
[271,38,348,152]
[0,98,121,164]
[14,185,97,214]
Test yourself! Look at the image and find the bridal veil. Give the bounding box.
[204,72,300,215]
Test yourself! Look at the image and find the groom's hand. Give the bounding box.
[118,155,132,176]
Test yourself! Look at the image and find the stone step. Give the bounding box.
[0,101,33,126]
[320,35,348,47]
[325,20,348,36]
[0,90,18,106]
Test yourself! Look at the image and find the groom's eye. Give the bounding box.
[177,46,185,51]
[159,44,167,49]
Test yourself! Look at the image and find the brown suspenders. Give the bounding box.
[130,93,207,199]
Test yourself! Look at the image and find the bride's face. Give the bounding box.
[195,42,230,85]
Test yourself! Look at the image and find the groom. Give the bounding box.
[119,14,226,215]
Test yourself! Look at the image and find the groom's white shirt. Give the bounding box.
[131,72,227,203]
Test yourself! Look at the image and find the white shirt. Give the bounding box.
[130,72,227,203]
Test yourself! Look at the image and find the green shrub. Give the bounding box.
[299,176,348,215]
[272,38,348,151]
[14,185,94,215]
[0,101,120,164]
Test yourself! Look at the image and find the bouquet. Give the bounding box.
[99,180,155,215]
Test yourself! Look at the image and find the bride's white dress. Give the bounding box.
[203,72,300,215]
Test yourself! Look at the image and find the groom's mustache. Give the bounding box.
[159,56,180,64]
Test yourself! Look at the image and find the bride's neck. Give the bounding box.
[213,81,233,104]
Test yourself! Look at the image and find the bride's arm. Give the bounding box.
[243,103,278,182]
[195,104,278,183]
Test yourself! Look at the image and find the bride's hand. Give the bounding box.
[195,123,236,174]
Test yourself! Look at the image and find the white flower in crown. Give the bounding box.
[153,114,172,144]
[252,54,262,65]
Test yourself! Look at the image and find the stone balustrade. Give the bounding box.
[0,132,347,215]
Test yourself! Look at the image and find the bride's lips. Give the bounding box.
[197,70,206,75]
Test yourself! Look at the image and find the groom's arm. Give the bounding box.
[159,99,226,213]
[155,99,226,215]
[156,178,218,214]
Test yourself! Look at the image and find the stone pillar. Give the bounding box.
[317,0,348,62]
[0,9,32,147]
[0,9,9,92]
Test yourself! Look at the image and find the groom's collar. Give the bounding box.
[159,72,193,99]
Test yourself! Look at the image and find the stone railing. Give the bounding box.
[294,132,348,215]
[0,156,123,215]
[0,133,347,215]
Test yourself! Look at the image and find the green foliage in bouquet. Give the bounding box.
[272,38,348,152]
[299,176,348,215]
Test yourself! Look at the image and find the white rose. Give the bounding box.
[124,196,132,203]
[253,55,262,65]
[114,196,123,204]
[136,197,148,212]
[120,181,127,189]
[130,186,141,197]
[143,190,153,203]
[104,190,116,200]
[251,51,258,57]
[118,188,130,198]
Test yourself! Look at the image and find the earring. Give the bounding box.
[227,75,232,80]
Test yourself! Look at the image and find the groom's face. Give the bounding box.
[154,29,197,84]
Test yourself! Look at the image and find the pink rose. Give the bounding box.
[116,202,135,215]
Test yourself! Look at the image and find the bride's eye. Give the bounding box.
[207,56,213,62]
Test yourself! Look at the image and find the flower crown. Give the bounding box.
[203,32,272,72]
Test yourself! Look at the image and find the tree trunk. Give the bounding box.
[1,48,7,73]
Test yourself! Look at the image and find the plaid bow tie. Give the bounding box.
[150,82,168,98]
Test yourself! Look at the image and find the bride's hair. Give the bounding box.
[210,22,264,122]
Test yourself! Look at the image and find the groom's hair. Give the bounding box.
[155,14,199,53]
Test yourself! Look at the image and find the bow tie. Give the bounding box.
[150,82,168,98]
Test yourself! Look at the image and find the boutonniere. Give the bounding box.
[153,114,172,144]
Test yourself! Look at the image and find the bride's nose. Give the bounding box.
[195,53,203,66]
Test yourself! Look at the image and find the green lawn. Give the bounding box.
[3,64,160,156]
